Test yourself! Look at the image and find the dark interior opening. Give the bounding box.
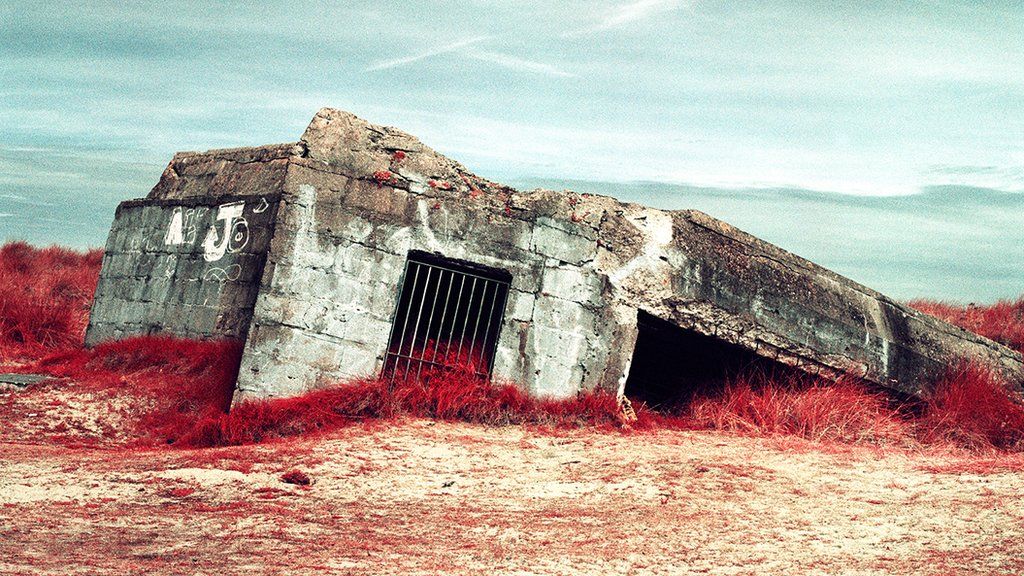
[383,251,511,384]
[624,310,793,410]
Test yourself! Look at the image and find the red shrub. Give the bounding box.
[917,362,1024,451]
[280,470,311,486]
[672,371,908,444]
[179,378,392,447]
[0,242,102,360]
[32,336,242,446]
[5,240,1024,454]
[176,364,625,448]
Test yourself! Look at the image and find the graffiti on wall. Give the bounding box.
[164,200,255,262]
[200,201,248,262]
[157,198,270,293]
[163,207,199,246]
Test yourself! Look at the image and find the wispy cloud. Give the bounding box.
[464,49,575,78]
[365,37,574,78]
[365,36,489,71]
[565,0,688,36]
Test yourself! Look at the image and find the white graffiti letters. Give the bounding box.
[253,196,270,214]
[164,208,186,245]
[201,201,245,262]
[162,200,250,265]
[164,207,202,247]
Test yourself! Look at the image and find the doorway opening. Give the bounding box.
[382,251,511,385]
[624,310,790,410]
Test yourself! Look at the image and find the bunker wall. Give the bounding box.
[85,194,280,345]
[233,163,629,401]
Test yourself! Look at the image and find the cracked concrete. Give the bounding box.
[85,108,1024,404]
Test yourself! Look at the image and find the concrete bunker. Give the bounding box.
[84,108,1024,407]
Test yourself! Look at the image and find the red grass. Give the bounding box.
[280,470,311,486]
[0,242,102,360]
[675,371,908,444]
[909,297,1024,355]
[4,240,1024,454]
[33,336,242,446]
[916,362,1024,451]
[11,333,1024,453]
[179,361,624,448]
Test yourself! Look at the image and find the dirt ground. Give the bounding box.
[3,410,1024,575]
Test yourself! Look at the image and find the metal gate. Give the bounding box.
[382,251,511,385]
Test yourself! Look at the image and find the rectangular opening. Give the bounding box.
[624,310,793,410]
[382,251,511,385]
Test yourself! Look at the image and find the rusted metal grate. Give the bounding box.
[382,251,511,386]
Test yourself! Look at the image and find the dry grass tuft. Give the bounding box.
[0,241,102,360]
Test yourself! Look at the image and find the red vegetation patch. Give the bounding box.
[3,241,1024,455]
[162,487,197,498]
[179,364,624,448]
[32,336,242,446]
[910,297,1024,355]
[916,362,1024,451]
[372,170,395,186]
[674,372,908,444]
[9,331,1024,454]
[916,454,1024,475]
[0,242,102,360]
[280,469,311,486]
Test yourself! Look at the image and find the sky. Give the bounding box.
[1,0,1022,301]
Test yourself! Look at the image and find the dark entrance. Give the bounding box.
[383,251,511,385]
[624,310,788,410]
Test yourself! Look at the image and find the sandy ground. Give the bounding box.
[3,409,1024,575]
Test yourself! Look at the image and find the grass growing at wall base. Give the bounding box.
[16,334,1024,453]
[3,241,1024,453]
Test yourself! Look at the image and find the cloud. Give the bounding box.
[565,0,688,36]
[364,36,489,71]
[364,37,574,78]
[464,50,575,78]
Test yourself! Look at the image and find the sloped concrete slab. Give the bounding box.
[0,374,49,389]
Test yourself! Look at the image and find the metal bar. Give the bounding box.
[444,274,468,361]
[428,268,452,362]
[466,280,490,371]
[406,259,506,283]
[431,269,454,365]
[455,276,479,363]
[387,260,417,387]
[403,265,433,382]
[484,286,510,379]
[384,352,488,376]
[415,267,444,383]
[478,281,501,374]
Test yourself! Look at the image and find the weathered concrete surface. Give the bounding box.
[148,144,296,201]
[86,108,1024,404]
[0,374,48,389]
[85,188,280,345]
